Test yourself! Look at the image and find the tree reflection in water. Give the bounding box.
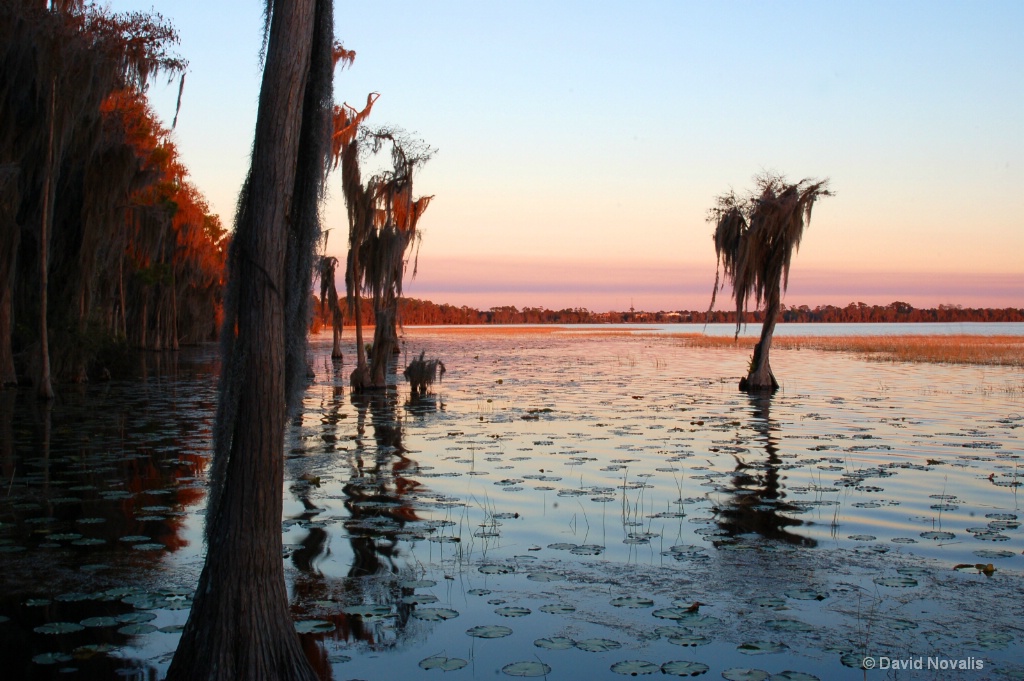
[715,394,816,548]
[289,363,441,673]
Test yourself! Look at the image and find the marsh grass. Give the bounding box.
[672,334,1024,367]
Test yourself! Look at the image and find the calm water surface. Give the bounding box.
[1,328,1022,680]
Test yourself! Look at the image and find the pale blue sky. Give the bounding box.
[109,0,1023,311]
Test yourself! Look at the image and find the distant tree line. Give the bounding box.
[1,1,226,388]
[310,298,1024,329]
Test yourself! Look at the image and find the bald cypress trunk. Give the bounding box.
[741,286,781,392]
[165,1,328,679]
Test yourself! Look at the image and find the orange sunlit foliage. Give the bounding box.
[99,88,226,351]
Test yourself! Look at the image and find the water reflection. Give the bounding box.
[715,394,816,547]
[289,368,442,665]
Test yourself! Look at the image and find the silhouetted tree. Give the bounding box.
[359,128,433,387]
[708,173,832,391]
[165,1,335,679]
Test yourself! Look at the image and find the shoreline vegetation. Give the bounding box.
[396,326,1024,368]
[346,297,1024,327]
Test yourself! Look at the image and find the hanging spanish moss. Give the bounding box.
[707,172,833,391]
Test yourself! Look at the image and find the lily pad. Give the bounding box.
[770,673,819,681]
[526,571,564,582]
[32,652,73,665]
[668,634,711,647]
[420,656,468,671]
[920,531,955,540]
[535,636,575,650]
[502,661,552,677]
[294,620,336,634]
[575,638,622,652]
[610,660,659,675]
[738,641,787,655]
[80,616,120,628]
[34,622,85,635]
[495,606,530,617]
[661,660,709,676]
[118,623,157,635]
[341,605,392,618]
[766,619,814,633]
[539,604,576,614]
[611,596,654,608]
[479,564,513,574]
[873,576,918,588]
[467,625,513,638]
[412,607,460,622]
[722,670,770,681]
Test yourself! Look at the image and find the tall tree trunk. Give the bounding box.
[0,215,17,387]
[37,81,55,400]
[0,165,16,386]
[165,2,321,679]
[331,306,343,359]
[742,286,781,392]
[350,267,369,389]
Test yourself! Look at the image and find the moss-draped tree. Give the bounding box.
[708,173,832,391]
[165,0,335,678]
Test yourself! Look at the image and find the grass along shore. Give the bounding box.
[395,327,1024,367]
[671,333,1024,367]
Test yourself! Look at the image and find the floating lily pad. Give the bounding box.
[839,653,867,668]
[495,606,530,617]
[341,605,392,618]
[784,589,827,601]
[611,596,654,608]
[738,641,787,655]
[295,620,336,634]
[117,611,156,624]
[575,638,622,652]
[920,531,955,540]
[412,608,460,621]
[32,652,73,665]
[668,634,710,647]
[535,636,575,650]
[401,594,439,605]
[400,579,437,589]
[118,623,157,635]
[896,567,930,578]
[539,604,575,614]
[610,660,659,675]
[974,549,1015,559]
[766,620,814,633]
[467,625,513,638]
[420,656,468,671]
[467,589,492,596]
[55,592,95,602]
[722,670,770,681]
[502,661,552,677]
[159,624,185,634]
[526,571,564,582]
[873,576,918,588]
[80,616,119,628]
[661,660,709,676]
[479,564,513,574]
[570,544,604,555]
[34,622,84,635]
[770,673,819,681]
[751,596,786,608]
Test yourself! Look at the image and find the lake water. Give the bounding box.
[1,327,1022,680]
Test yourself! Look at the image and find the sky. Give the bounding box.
[107,0,1023,312]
